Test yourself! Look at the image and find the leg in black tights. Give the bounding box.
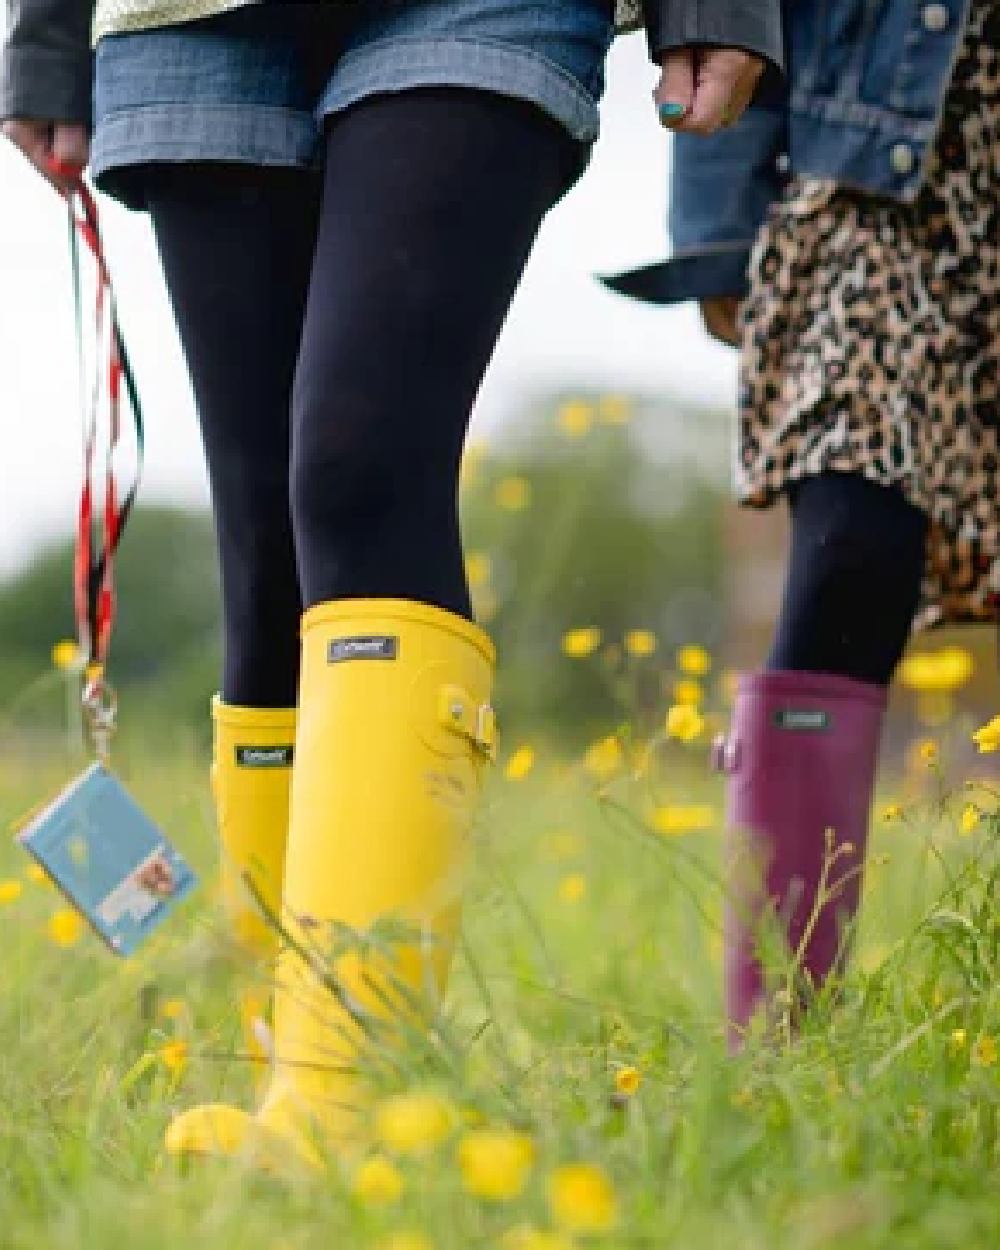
[290,88,580,616]
[146,167,320,707]
[767,471,929,686]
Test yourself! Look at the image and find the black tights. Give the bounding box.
[768,472,929,687]
[146,89,579,707]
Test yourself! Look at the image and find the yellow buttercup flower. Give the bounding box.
[558,874,587,904]
[972,715,1000,754]
[557,400,594,438]
[960,804,980,835]
[465,552,491,589]
[0,879,23,904]
[583,735,622,780]
[949,1029,967,1054]
[457,1128,535,1201]
[353,1155,405,1205]
[459,443,487,489]
[547,1163,618,1234]
[495,476,532,512]
[972,1035,997,1068]
[375,1091,454,1156]
[650,805,716,836]
[677,644,711,677]
[25,863,51,886]
[899,646,974,693]
[614,1066,641,1097]
[47,908,84,948]
[505,746,536,782]
[624,629,657,658]
[918,739,939,766]
[666,704,705,743]
[672,679,703,706]
[561,628,602,659]
[160,998,186,1021]
[160,1039,189,1076]
[51,638,84,672]
[881,803,903,823]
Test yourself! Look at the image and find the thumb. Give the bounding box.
[654,49,695,129]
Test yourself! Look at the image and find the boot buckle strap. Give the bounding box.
[439,685,497,761]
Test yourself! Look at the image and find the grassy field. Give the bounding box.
[2,706,999,1250]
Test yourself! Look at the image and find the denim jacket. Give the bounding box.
[606,0,972,306]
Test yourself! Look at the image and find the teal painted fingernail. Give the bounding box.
[658,101,686,121]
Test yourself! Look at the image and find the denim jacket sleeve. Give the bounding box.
[1,0,95,123]
[644,0,783,72]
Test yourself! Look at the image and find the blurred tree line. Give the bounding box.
[0,394,730,745]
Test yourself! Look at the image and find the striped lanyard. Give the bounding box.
[66,177,144,757]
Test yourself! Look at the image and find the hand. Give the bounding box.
[700,296,742,347]
[1,119,89,193]
[655,46,764,136]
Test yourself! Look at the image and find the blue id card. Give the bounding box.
[16,762,197,956]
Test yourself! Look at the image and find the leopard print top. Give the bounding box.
[739,0,1000,630]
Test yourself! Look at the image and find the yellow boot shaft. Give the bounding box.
[211,698,296,954]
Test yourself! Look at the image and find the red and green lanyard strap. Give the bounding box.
[65,175,144,757]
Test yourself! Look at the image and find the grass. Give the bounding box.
[1,717,999,1250]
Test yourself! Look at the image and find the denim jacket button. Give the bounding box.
[922,3,949,32]
[890,143,915,174]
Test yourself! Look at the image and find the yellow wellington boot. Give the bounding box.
[165,600,495,1167]
[211,697,297,955]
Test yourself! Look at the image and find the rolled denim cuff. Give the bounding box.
[644,0,783,73]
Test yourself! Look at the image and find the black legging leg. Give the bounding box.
[767,471,929,686]
[147,167,320,707]
[290,88,581,615]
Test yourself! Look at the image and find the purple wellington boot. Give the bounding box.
[712,670,887,1049]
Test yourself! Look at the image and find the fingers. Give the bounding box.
[661,48,764,136]
[654,49,695,130]
[700,297,743,348]
[2,118,87,193]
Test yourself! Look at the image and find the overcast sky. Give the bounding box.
[0,31,736,576]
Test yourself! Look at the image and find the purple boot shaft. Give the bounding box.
[714,670,887,1047]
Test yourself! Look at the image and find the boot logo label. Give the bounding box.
[235,745,294,768]
[773,709,830,732]
[328,634,398,663]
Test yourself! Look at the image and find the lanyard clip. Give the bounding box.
[82,667,117,762]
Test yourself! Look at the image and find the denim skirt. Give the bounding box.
[91,0,615,206]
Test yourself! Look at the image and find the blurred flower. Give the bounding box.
[672,679,703,707]
[624,629,657,658]
[375,1091,454,1156]
[502,1227,576,1250]
[972,1035,997,1068]
[465,552,491,589]
[881,803,903,823]
[558,874,587,904]
[960,804,980,836]
[353,1155,405,1205]
[542,831,583,862]
[47,908,84,948]
[505,746,535,782]
[972,715,1000,754]
[561,628,602,659]
[583,735,622,780]
[547,1163,618,1234]
[614,1066,641,1097]
[557,400,594,438]
[25,863,51,886]
[457,1128,535,1201]
[650,805,715,836]
[459,444,487,489]
[51,638,84,672]
[495,477,532,512]
[677,645,711,677]
[899,646,974,693]
[949,1028,967,1054]
[160,1039,188,1076]
[160,998,186,1021]
[598,394,632,426]
[918,739,939,766]
[0,879,23,905]
[376,1233,434,1250]
[666,704,705,743]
